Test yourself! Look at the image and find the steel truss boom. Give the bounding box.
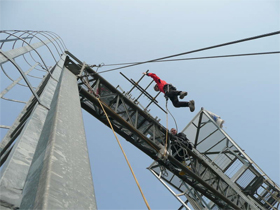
[65,51,268,209]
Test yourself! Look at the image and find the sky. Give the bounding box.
[1,0,279,209]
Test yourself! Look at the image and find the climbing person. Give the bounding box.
[170,128,192,162]
[170,128,193,175]
[142,72,195,112]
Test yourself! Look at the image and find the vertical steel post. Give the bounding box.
[20,64,97,209]
[0,56,65,209]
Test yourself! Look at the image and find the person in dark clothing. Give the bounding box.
[143,72,195,112]
[170,128,193,162]
[170,128,193,175]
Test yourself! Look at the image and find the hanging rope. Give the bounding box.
[97,98,151,210]
[164,97,195,174]
[166,104,178,132]
[164,98,180,158]
[164,99,169,157]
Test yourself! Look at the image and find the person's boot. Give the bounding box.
[188,100,195,112]
[179,91,188,99]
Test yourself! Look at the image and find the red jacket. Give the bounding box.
[147,73,168,93]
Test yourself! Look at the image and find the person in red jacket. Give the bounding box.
[143,72,195,112]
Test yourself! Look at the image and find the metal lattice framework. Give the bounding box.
[148,109,280,210]
[0,30,279,210]
[67,51,280,209]
[182,110,280,209]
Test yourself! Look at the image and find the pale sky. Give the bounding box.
[1,0,279,209]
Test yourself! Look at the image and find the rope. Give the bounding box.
[164,98,179,158]
[166,105,178,132]
[98,51,280,67]
[97,98,151,210]
[164,99,169,157]
[164,96,194,173]
[96,31,280,73]
[93,63,104,73]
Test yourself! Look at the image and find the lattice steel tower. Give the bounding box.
[0,30,279,209]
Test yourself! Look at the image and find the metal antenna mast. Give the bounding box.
[0,30,279,209]
[0,31,96,209]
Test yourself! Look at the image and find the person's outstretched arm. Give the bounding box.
[143,72,161,83]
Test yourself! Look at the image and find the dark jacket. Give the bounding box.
[147,73,168,93]
[171,132,192,150]
[170,132,192,162]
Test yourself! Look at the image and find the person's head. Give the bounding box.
[154,84,159,92]
[170,128,177,135]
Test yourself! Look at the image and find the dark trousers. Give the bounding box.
[164,84,189,108]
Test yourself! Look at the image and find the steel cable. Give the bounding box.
[96,31,280,73]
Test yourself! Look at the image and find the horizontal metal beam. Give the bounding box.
[0,125,10,129]
[0,38,57,65]
[0,37,32,43]
[0,63,39,98]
